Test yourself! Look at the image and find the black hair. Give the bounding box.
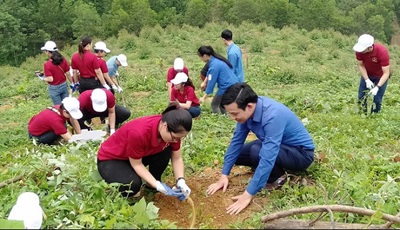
[49,50,64,65]
[183,78,196,90]
[197,46,232,68]
[221,29,233,40]
[78,36,92,59]
[161,103,193,133]
[221,83,258,110]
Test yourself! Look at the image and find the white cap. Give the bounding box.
[117,54,128,67]
[94,41,110,53]
[16,192,40,206]
[171,72,188,85]
[62,97,83,119]
[41,41,57,52]
[353,34,374,52]
[174,58,184,71]
[91,89,107,112]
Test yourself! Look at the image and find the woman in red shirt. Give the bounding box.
[97,104,192,200]
[40,41,74,105]
[71,36,110,93]
[170,72,201,118]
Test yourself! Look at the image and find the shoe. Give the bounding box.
[265,174,287,191]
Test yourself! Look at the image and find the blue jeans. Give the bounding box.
[234,140,315,182]
[358,76,388,113]
[188,106,201,118]
[48,82,69,105]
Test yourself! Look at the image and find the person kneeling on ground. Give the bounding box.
[207,82,315,215]
[170,72,201,118]
[97,104,192,200]
[77,88,130,135]
[28,97,83,145]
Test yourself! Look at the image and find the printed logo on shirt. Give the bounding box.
[372,57,378,63]
[208,74,212,81]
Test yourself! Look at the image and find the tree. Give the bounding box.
[184,0,208,27]
[103,0,157,36]
[296,0,339,31]
[0,11,26,65]
[71,1,103,39]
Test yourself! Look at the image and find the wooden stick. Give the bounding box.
[382,212,400,229]
[0,175,23,189]
[187,197,196,229]
[261,205,400,224]
[264,219,383,229]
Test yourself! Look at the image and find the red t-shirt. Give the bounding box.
[98,57,108,74]
[28,105,68,136]
[355,43,390,78]
[171,86,200,107]
[71,50,100,78]
[97,115,181,161]
[78,89,116,114]
[44,58,70,85]
[166,67,189,82]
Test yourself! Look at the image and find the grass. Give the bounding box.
[0,22,400,228]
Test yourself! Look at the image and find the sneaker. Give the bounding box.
[265,174,287,191]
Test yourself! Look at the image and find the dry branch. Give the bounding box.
[261,205,400,224]
[0,175,23,189]
[264,219,383,229]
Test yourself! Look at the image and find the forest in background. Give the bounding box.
[1,0,399,66]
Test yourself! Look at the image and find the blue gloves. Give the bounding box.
[74,82,80,92]
[155,181,185,201]
[69,83,75,92]
[177,178,191,199]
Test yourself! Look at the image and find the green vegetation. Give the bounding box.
[0,0,399,65]
[1,22,400,228]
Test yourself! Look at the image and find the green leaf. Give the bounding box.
[90,170,103,182]
[131,197,146,213]
[80,214,95,225]
[0,219,24,229]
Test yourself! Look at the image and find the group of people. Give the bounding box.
[28,36,131,145]
[25,30,390,216]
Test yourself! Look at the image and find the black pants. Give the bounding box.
[78,77,102,94]
[78,105,131,129]
[97,146,172,197]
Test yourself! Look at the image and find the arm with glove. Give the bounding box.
[171,149,191,199]
[129,157,186,200]
[369,65,390,96]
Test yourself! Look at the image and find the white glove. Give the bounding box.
[115,71,119,77]
[110,128,115,135]
[117,86,123,93]
[365,79,374,89]
[155,181,167,194]
[177,178,191,197]
[369,86,379,96]
[111,84,118,91]
[103,84,111,90]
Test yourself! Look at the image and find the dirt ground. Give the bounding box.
[152,166,269,229]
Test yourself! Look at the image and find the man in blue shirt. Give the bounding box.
[106,54,128,93]
[207,83,315,215]
[221,29,244,82]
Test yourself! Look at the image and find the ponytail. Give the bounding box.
[184,78,196,90]
[197,46,232,68]
[78,36,92,59]
[161,102,192,133]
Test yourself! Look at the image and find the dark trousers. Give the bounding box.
[235,140,315,182]
[78,105,131,129]
[358,76,388,113]
[78,77,102,94]
[97,146,172,197]
[28,131,61,145]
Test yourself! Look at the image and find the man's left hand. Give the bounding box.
[226,191,253,215]
[369,86,379,96]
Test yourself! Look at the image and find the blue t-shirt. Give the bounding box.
[222,97,315,195]
[227,43,244,82]
[205,56,238,96]
[106,56,119,77]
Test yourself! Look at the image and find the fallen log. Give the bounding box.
[264,219,383,229]
[261,205,400,229]
[0,175,23,189]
